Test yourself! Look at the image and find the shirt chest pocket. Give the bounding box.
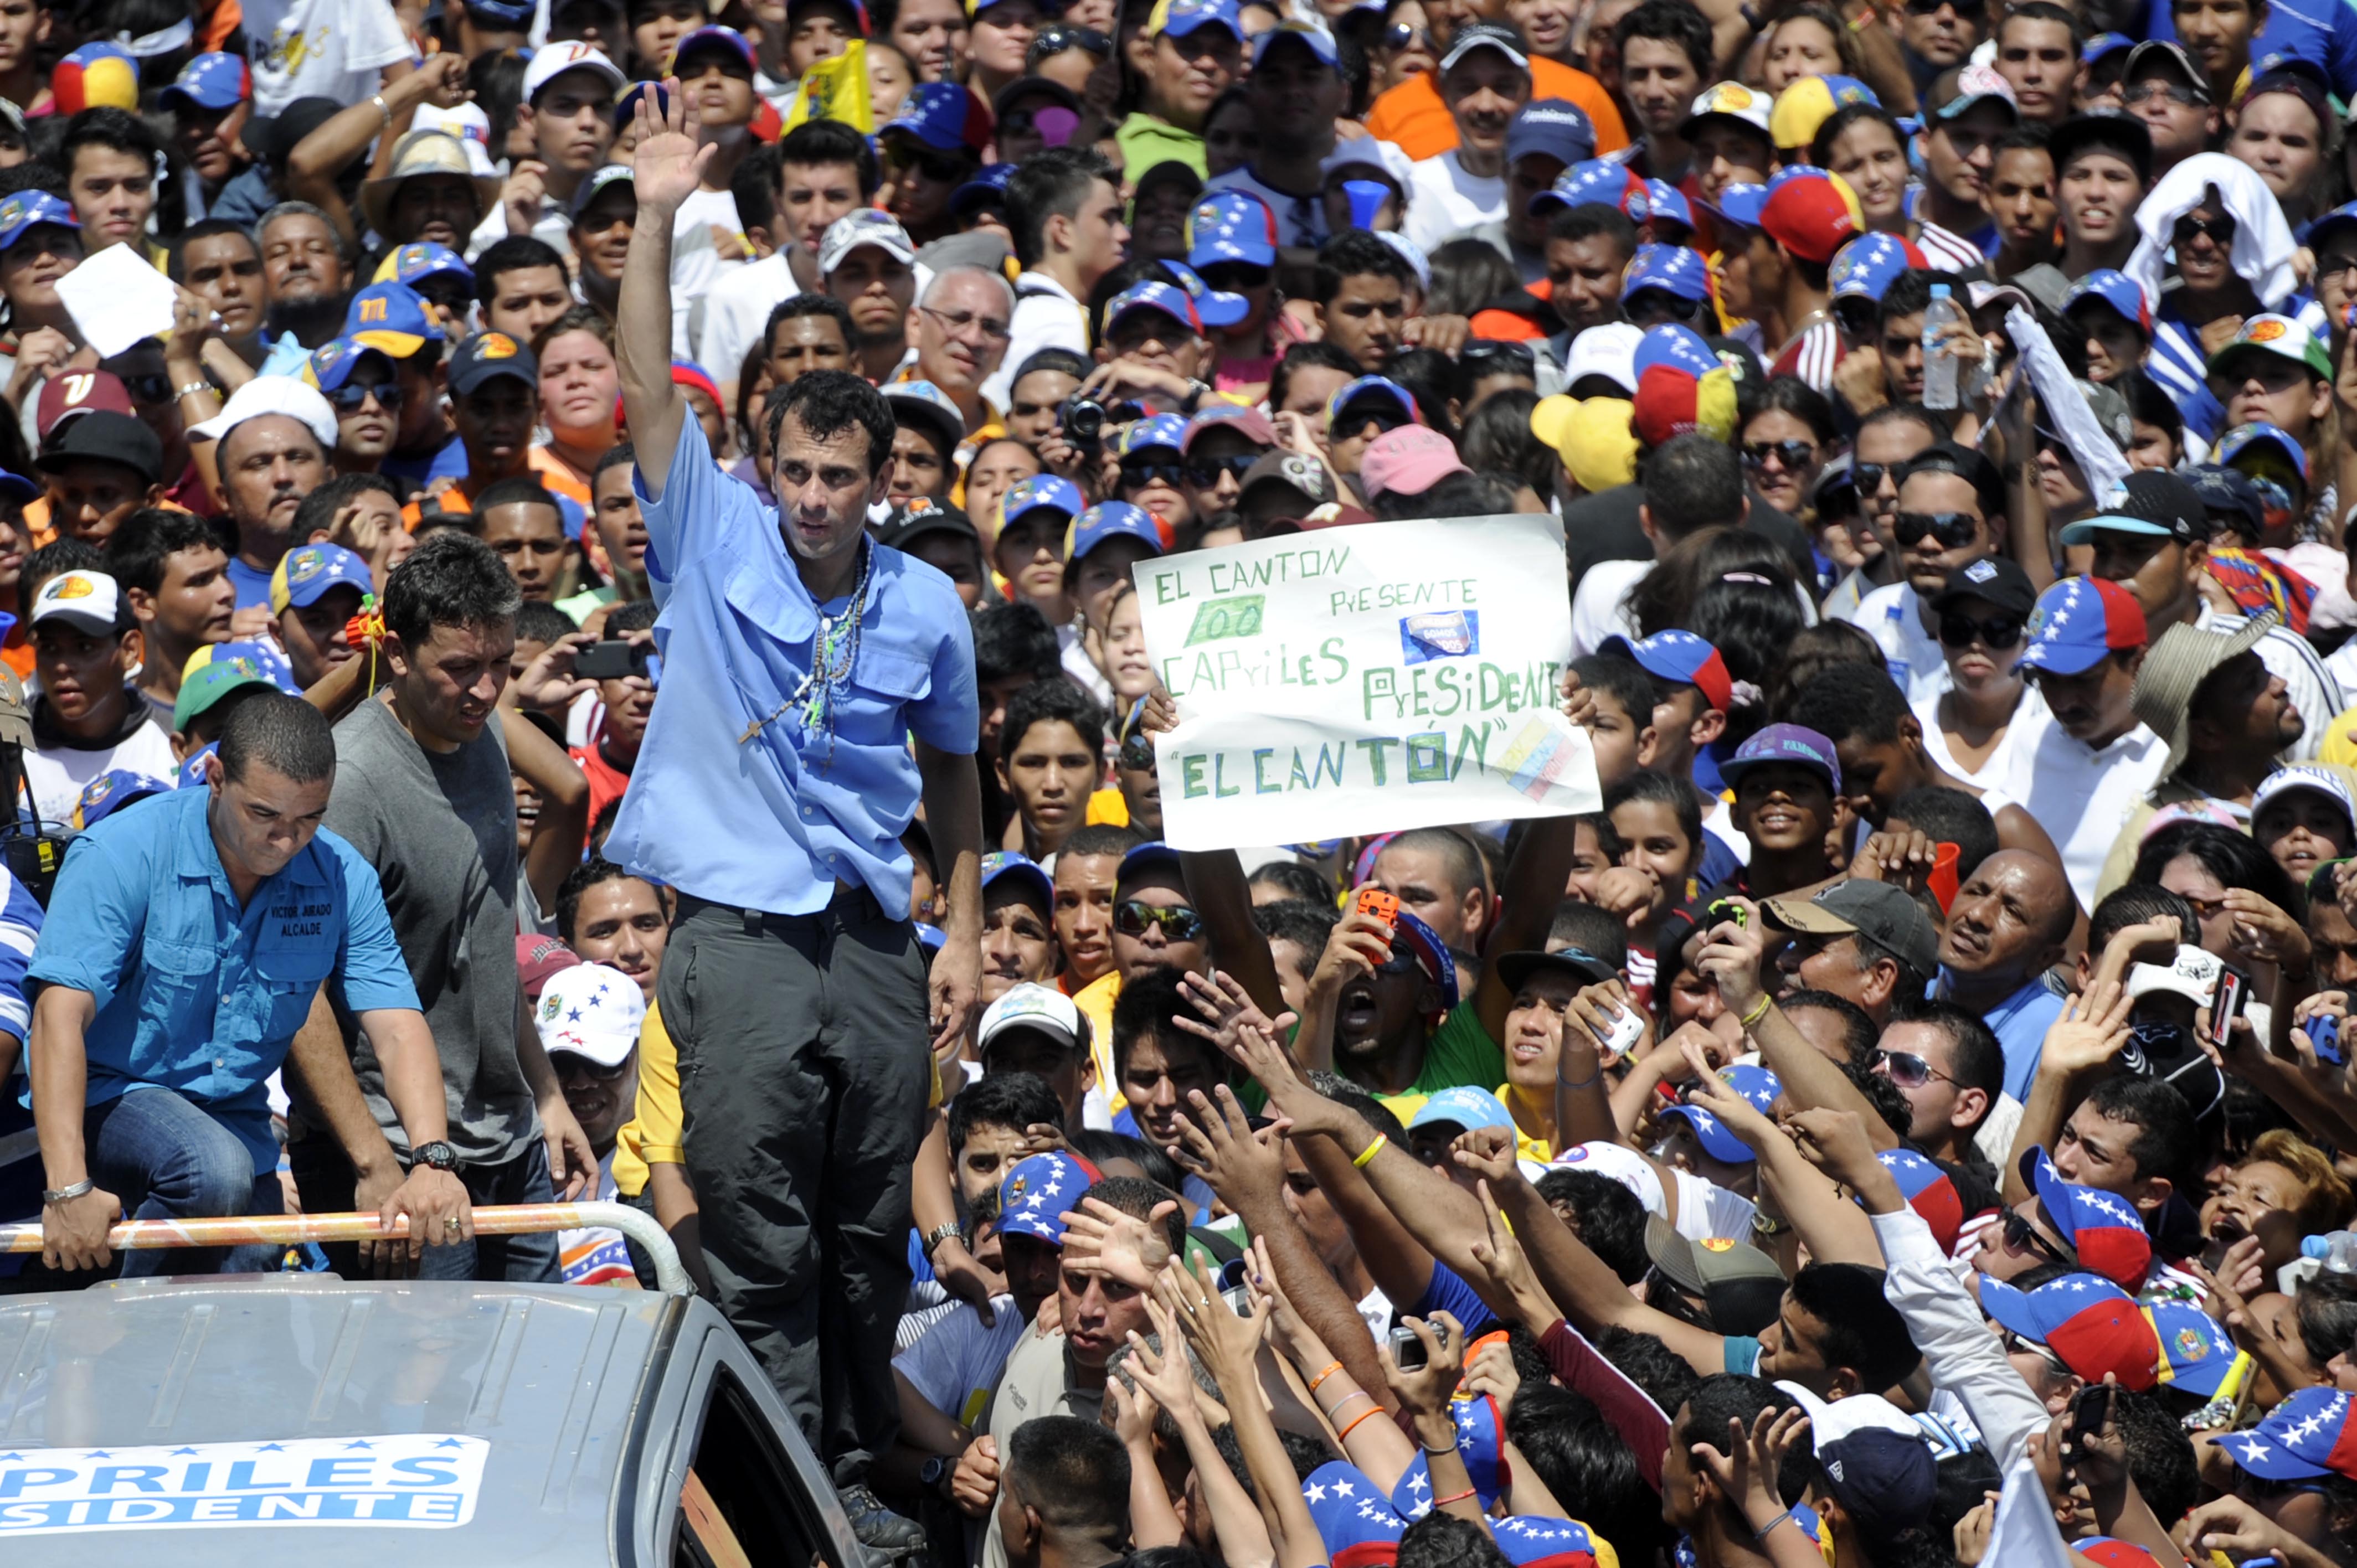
[136,940,219,1048]
[249,938,335,1044]
[841,647,930,745]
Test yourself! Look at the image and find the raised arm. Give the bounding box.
[615,80,712,499]
[1180,849,1288,1023]
[1695,898,1897,1146]
[1475,816,1579,1043]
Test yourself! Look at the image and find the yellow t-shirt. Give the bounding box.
[611,1002,680,1199]
[1073,969,1125,1117]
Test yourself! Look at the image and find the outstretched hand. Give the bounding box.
[631,77,717,215]
[1059,1195,1181,1289]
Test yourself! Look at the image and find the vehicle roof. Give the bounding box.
[0,1273,687,1565]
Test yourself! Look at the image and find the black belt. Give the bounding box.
[678,884,886,935]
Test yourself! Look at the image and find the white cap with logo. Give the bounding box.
[533,960,649,1067]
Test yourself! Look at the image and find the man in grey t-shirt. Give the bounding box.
[285,531,596,1282]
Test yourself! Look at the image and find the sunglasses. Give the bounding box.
[1199,261,1272,291]
[1854,460,1899,493]
[1186,452,1259,487]
[1893,510,1981,548]
[1903,0,1957,13]
[552,1050,631,1081]
[1030,20,1111,56]
[2000,1209,2073,1268]
[1938,612,2024,649]
[886,145,972,185]
[326,380,405,413]
[1121,458,1186,489]
[2174,213,2236,246]
[1743,439,1815,470]
[1115,900,1205,941]
[1340,408,1412,439]
[1876,1049,1954,1089]
[2123,80,2208,109]
[1383,20,1433,48]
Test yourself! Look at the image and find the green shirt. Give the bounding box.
[1375,1003,1506,1125]
[554,585,616,626]
[1115,114,1207,180]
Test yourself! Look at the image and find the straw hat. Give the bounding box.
[2130,608,2279,776]
[359,129,502,242]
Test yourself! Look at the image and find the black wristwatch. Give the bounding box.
[413,1140,460,1172]
[921,1454,954,1496]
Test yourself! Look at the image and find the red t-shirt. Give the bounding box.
[568,732,632,848]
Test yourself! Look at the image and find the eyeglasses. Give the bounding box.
[1030,21,1111,58]
[1461,339,1537,375]
[1938,612,2024,649]
[1893,510,1982,548]
[1876,1049,1955,1089]
[1382,20,1433,49]
[1199,261,1272,292]
[2174,213,2236,246]
[326,381,405,413]
[1743,439,1816,470]
[552,1050,631,1081]
[1115,900,1205,941]
[1121,458,1186,489]
[887,146,975,185]
[2000,1209,2075,1268]
[1186,452,1259,487]
[2123,80,2208,109]
[918,304,1012,342]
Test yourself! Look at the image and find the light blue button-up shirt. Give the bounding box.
[610,417,980,917]
[25,786,420,1175]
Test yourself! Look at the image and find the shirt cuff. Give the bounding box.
[1869,1205,1949,1273]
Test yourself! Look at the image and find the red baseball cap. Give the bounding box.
[1760,168,1859,264]
[516,933,583,1001]
[38,369,135,441]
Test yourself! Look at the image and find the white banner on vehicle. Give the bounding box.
[1135,514,1598,850]
[0,1434,490,1535]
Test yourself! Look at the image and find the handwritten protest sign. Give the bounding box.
[1135,514,1598,850]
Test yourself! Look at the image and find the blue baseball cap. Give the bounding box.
[1116,412,1191,457]
[1716,722,1842,793]
[1161,260,1248,329]
[2300,198,2357,249]
[2061,267,2151,331]
[1707,180,1768,230]
[1505,99,1597,168]
[1620,244,1709,304]
[998,1151,1100,1245]
[614,81,670,130]
[2013,575,2151,674]
[1598,629,1733,710]
[466,0,537,23]
[2222,1386,2357,1481]
[1252,20,1339,65]
[1829,233,1925,303]
[304,336,395,394]
[160,51,249,112]
[270,542,374,615]
[1072,502,1165,563]
[1328,375,1419,429]
[1632,322,1721,381]
[1117,839,1184,889]
[0,191,75,252]
[672,24,758,74]
[949,162,1016,218]
[1155,0,1243,39]
[382,240,475,292]
[2082,30,2134,64]
[1001,473,1084,525]
[1385,906,1461,1010]
[1408,1085,1514,1134]
[884,80,994,155]
[342,280,444,357]
[1644,178,1695,233]
[2216,420,2309,481]
[1529,157,1641,218]
[1659,1064,1782,1163]
[70,768,173,831]
[981,849,1054,908]
[177,742,217,788]
[2019,1146,2155,1290]
[1187,190,1279,269]
[1103,279,1204,338]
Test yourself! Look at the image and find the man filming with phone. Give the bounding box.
[564,600,658,845]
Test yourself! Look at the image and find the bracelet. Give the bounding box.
[1308,1360,1345,1392]
[1753,1509,1795,1541]
[1422,1438,1459,1454]
[1751,1211,1790,1237]
[1738,994,1773,1029]
[373,93,392,132]
[1324,1388,1373,1422]
[1433,1487,1478,1507]
[922,1220,961,1257]
[1352,1133,1388,1168]
[41,1178,92,1205]
[174,379,213,401]
[1557,1067,1600,1090]
[1337,1404,1386,1440]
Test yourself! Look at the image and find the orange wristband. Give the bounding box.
[1338,1404,1386,1441]
[1309,1360,1345,1392]
[1434,1488,1478,1507]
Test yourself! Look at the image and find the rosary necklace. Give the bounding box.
[737,538,876,762]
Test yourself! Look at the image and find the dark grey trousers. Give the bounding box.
[663,890,931,1488]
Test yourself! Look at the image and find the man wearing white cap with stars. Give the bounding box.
[536,958,649,1287]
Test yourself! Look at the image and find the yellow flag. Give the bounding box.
[783,41,873,134]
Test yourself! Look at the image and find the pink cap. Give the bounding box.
[1358,425,1469,501]
[38,369,135,440]
[516,933,583,1001]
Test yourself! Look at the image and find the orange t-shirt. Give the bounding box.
[1365,60,1629,162]
[402,448,593,532]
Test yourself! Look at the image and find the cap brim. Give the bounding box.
[980,1018,1082,1055]
[1757,896,1860,937]
[281,577,370,611]
[1494,948,1615,993]
[1642,1214,1705,1291]
[1659,1105,1753,1163]
[348,329,428,358]
[2057,515,2172,545]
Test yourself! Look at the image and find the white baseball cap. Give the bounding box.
[819,210,918,275]
[1553,1139,1666,1218]
[978,982,1086,1056]
[2125,944,2223,1007]
[30,569,125,635]
[189,374,339,453]
[533,960,648,1067]
[1564,321,1642,394]
[523,41,626,101]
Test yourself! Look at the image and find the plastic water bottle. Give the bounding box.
[2302,1231,2357,1273]
[1922,282,1964,409]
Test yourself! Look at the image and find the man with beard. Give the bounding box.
[189,379,337,612]
[1612,2,1712,197]
[256,202,354,364]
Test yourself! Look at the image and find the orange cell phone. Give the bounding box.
[1356,888,1399,924]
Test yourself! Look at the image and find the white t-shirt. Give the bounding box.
[23,715,178,826]
[1999,701,2168,912]
[697,250,797,391]
[1568,558,1648,659]
[671,187,748,360]
[240,0,413,117]
[1403,152,1505,254]
[1847,581,1950,704]
[1669,1166,1757,1243]
[1910,686,2036,791]
[894,1297,1027,1430]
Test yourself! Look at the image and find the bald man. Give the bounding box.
[1933,849,2076,1103]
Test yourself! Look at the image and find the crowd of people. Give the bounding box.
[10,1,2357,1568]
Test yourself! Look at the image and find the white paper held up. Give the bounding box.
[55,243,179,360]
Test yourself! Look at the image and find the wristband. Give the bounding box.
[42,1178,93,1205]
[1422,1438,1459,1454]
[1433,1488,1478,1507]
[1308,1360,1346,1392]
[1738,994,1773,1029]
[1557,1067,1600,1090]
[1352,1133,1388,1168]
[1337,1404,1386,1440]
[1324,1388,1373,1422]
[1754,1510,1795,1541]
[174,379,213,401]
[373,94,392,132]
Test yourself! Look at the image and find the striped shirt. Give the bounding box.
[1915,220,1992,273]
[2147,308,2231,446]
[1769,317,1844,395]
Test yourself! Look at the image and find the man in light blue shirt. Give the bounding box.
[25,693,472,1277]
[615,87,984,1554]
[1933,849,2076,1102]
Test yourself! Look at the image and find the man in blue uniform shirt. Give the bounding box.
[614,82,985,1552]
[25,693,471,1276]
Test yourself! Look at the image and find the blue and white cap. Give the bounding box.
[998,1151,1100,1245]
[1001,473,1084,523]
[1620,244,1709,303]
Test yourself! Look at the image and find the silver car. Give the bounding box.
[0,1204,864,1567]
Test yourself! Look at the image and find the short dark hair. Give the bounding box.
[2001,1,2086,53]
[167,218,259,282]
[1614,0,1714,73]
[973,600,1064,684]
[730,143,779,234]
[2083,1074,2197,1190]
[1888,785,2001,883]
[1003,1415,1131,1538]
[1788,1262,1922,1389]
[1809,102,1908,169]
[104,508,223,597]
[595,441,637,481]
[1751,376,1838,446]
[1788,662,1910,747]
[1604,768,1702,856]
[1398,1511,1512,1568]
[1062,822,1146,860]
[1001,677,1107,763]
[1508,1384,1668,1568]
[1641,434,1744,538]
[467,476,567,532]
[947,1069,1067,1154]
[1312,228,1415,305]
[1536,1167,1649,1282]
[1013,347,1092,387]
[1880,270,1957,329]
[218,690,336,786]
[1548,900,1629,970]
[770,368,896,478]
[1377,827,1489,901]
[1267,340,1363,414]
[474,235,568,306]
[291,472,400,542]
[2089,883,2202,953]
[61,106,162,173]
[1248,860,1331,905]
[530,303,613,360]
[1079,1173,1187,1255]
[23,539,101,610]
[554,855,650,942]
[380,529,523,650]
[1005,146,1118,269]
[778,117,881,196]
[2110,1386,2201,1523]
[1906,998,2006,1102]
[1545,200,1639,253]
[606,599,658,636]
[1254,899,1340,978]
[1568,653,1655,730]
[1110,967,1228,1084]
[765,292,857,355]
[513,599,577,647]
[1778,988,1879,1067]
[1677,1375,1818,1504]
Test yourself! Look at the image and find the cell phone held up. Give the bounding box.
[1356,887,1400,926]
[2070,1383,2112,1454]
[574,639,650,682]
[2209,963,2252,1044]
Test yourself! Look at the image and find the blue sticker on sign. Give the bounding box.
[1401,610,1479,664]
[0,1434,490,1535]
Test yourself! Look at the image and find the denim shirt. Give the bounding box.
[608,417,979,917]
[26,786,419,1173]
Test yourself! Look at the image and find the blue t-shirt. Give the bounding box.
[1401,1259,1502,1339]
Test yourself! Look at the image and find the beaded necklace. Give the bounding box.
[737,538,876,763]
